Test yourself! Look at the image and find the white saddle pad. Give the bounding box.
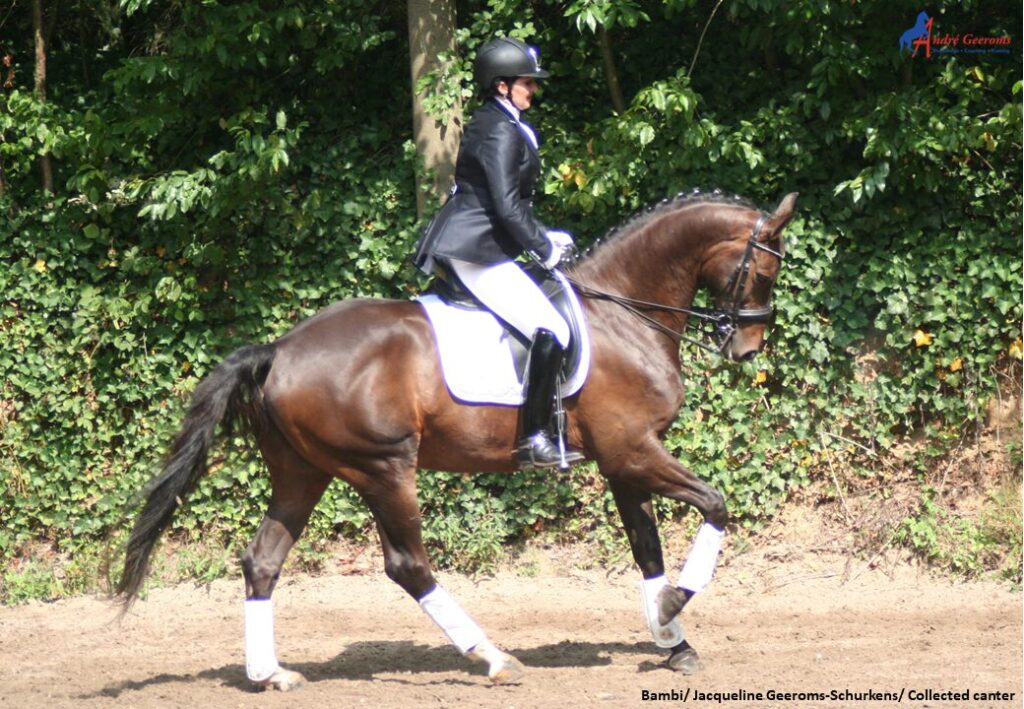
[416,273,591,406]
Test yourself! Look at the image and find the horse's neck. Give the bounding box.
[574,210,703,309]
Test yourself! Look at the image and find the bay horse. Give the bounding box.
[115,190,797,690]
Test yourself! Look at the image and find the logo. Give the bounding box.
[900,11,934,57]
[898,11,1012,58]
[526,45,543,72]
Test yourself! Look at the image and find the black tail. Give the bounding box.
[114,343,276,607]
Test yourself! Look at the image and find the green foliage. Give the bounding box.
[565,0,651,33]
[0,0,1020,602]
[1,558,66,605]
[539,0,1021,533]
[982,477,1024,586]
[895,482,1022,582]
[0,546,106,605]
[174,542,236,586]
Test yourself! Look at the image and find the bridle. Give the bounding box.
[713,214,783,348]
[566,215,783,354]
[565,214,784,355]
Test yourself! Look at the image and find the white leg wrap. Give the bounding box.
[418,585,488,654]
[244,599,280,682]
[677,523,725,594]
[640,575,685,648]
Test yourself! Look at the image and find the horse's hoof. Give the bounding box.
[656,585,690,626]
[667,642,702,675]
[488,655,525,685]
[469,640,525,685]
[254,667,305,692]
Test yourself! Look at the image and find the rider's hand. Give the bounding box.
[546,229,574,249]
[542,230,574,269]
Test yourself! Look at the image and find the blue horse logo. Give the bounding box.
[899,11,933,57]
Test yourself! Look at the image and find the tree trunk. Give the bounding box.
[598,27,626,114]
[0,54,11,197]
[407,0,461,218]
[33,0,53,194]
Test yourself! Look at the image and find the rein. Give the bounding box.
[564,215,783,355]
[565,273,728,354]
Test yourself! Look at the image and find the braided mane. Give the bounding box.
[571,188,757,263]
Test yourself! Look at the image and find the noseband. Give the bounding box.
[567,214,784,355]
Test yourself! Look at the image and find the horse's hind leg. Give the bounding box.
[241,426,332,691]
[357,465,524,684]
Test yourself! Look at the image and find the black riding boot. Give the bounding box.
[517,329,584,470]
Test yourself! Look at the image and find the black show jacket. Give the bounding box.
[414,100,553,272]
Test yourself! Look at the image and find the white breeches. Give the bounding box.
[448,258,571,347]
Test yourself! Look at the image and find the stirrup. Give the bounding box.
[517,432,583,470]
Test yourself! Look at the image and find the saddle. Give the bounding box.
[425,261,584,384]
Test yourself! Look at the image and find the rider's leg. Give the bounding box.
[516,328,582,468]
[446,259,570,347]
[446,259,580,468]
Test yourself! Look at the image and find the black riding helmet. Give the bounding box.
[473,37,550,92]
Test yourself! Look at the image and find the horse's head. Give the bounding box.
[701,193,797,362]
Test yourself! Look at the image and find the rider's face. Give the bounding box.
[505,77,539,111]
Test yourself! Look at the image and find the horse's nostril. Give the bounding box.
[737,350,757,363]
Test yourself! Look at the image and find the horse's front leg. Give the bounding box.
[608,480,683,645]
[603,442,728,673]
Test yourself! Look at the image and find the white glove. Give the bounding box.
[547,229,574,249]
[542,230,574,269]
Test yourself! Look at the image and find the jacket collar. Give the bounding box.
[493,96,521,121]
[488,98,539,154]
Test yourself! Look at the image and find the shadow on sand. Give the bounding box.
[82,638,673,697]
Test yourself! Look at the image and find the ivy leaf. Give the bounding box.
[913,330,934,347]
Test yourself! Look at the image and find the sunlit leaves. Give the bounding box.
[0,0,1019,569]
[564,0,650,32]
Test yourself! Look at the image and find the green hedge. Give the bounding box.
[0,1,1020,595]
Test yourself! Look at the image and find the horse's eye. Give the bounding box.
[750,273,774,301]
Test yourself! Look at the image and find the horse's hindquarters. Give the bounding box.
[260,298,523,476]
[261,300,436,470]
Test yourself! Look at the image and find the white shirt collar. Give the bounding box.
[495,97,521,121]
[493,97,538,149]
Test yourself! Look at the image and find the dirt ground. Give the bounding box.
[1,528,1021,709]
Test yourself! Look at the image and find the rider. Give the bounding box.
[413,37,583,470]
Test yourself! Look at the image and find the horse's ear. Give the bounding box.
[762,192,798,237]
